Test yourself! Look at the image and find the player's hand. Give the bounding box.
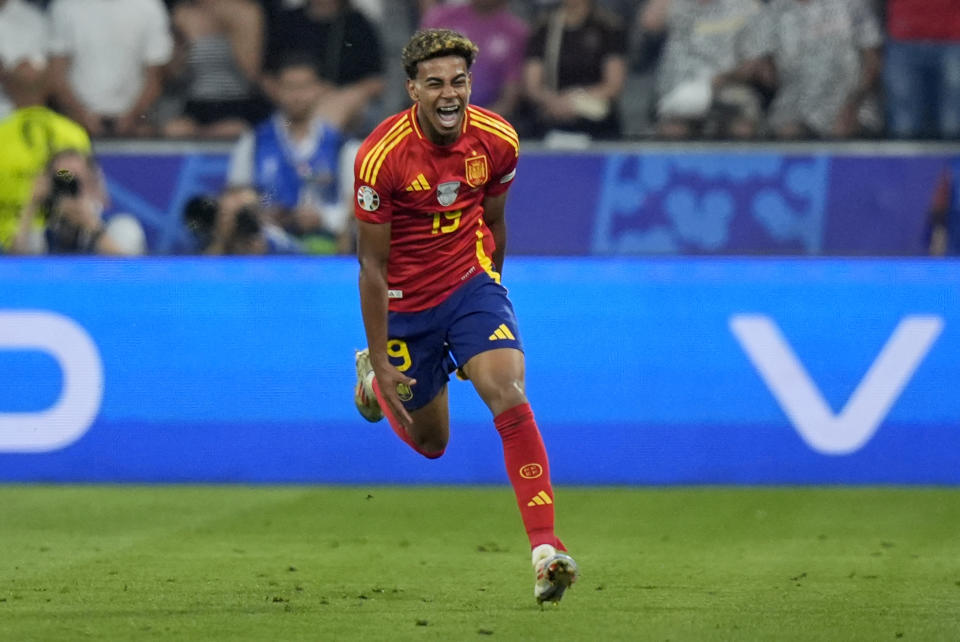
[372,361,417,428]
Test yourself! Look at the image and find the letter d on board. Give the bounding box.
[0,311,104,452]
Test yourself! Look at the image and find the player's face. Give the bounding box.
[407,55,472,145]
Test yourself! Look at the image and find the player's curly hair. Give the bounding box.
[402,29,479,79]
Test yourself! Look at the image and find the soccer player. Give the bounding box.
[352,28,578,605]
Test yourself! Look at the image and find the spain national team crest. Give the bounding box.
[436,181,460,207]
[464,154,489,188]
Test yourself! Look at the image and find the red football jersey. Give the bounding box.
[354,104,519,312]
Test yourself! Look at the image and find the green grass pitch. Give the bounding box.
[2,486,959,641]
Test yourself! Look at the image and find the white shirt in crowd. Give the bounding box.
[47,0,173,117]
[0,0,48,119]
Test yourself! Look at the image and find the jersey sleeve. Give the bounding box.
[478,111,520,198]
[352,131,398,224]
[485,150,518,198]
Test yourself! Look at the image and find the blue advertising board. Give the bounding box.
[0,257,957,484]
[97,145,956,256]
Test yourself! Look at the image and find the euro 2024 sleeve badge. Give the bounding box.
[357,185,380,211]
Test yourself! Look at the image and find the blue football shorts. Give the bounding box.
[386,273,523,411]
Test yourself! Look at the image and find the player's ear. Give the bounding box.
[406,78,418,103]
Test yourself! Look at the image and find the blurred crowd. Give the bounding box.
[0,0,957,256]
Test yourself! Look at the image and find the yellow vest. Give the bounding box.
[0,106,91,248]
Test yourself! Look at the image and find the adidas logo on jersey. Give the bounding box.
[405,173,431,191]
[527,491,553,507]
[489,324,515,341]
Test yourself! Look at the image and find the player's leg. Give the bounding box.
[371,376,450,457]
[447,274,578,602]
[462,347,561,549]
[463,347,578,603]
[354,311,452,458]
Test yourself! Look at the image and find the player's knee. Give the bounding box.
[477,377,527,416]
[408,426,448,457]
[412,434,448,458]
[419,446,446,460]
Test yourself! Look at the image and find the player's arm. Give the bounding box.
[482,191,508,275]
[356,219,416,426]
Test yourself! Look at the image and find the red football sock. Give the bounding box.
[494,402,565,551]
[371,377,444,459]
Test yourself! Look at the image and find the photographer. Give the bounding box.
[12,149,143,255]
[182,184,302,255]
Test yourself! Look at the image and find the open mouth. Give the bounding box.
[436,104,460,128]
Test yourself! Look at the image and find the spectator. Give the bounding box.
[523,0,628,141]
[162,0,270,139]
[885,0,960,140]
[643,0,764,139]
[420,0,529,120]
[927,160,960,256]
[47,0,174,137]
[227,54,350,255]
[348,0,423,124]
[598,0,643,22]
[0,0,48,120]
[0,59,90,251]
[502,0,556,24]
[12,149,146,255]
[419,0,557,24]
[745,0,883,139]
[265,0,385,135]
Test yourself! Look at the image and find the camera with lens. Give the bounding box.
[183,194,220,250]
[43,169,86,251]
[232,204,262,239]
[46,169,80,210]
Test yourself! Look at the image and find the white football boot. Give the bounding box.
[532,544,579,604]
[354,348,383,422]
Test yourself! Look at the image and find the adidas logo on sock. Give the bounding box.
[527,490,553,507]
[488,323,516,341]
[405,173,431,191]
